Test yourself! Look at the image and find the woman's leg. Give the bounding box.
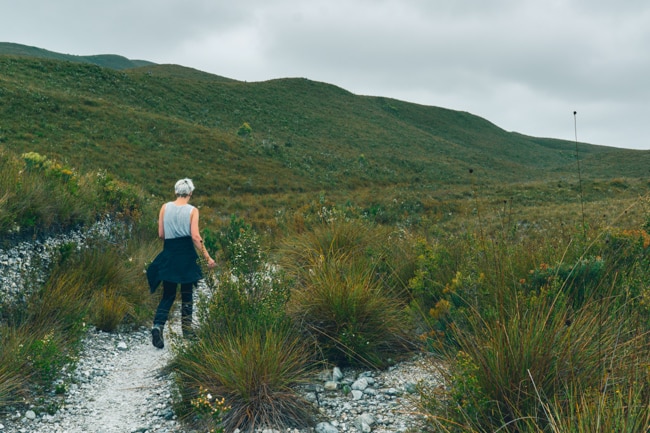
[152,281,178,348]
[154,281,178,327]
[180,282,194,337]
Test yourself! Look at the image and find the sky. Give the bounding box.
[1,0,649,150]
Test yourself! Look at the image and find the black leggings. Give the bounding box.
[153,281,194,327]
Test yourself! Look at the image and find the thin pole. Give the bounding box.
[574,111,586,239]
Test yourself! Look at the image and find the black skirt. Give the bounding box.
[146,236,202,293]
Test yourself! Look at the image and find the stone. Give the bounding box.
[351,390,364,400]
[315,422,339,433]
[405,381,418,394]
[324,381,338,391]
[117,341,128,351]
[351,377,369,391]
[24,411,36,421]
[385,387,400,396]
[357,413,375,426]
[332,366,343,382]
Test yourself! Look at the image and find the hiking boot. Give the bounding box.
[151,325,164,349]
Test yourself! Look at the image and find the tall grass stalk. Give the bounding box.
[0,326,29,407]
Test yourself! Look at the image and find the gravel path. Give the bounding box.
[0,327,183,433]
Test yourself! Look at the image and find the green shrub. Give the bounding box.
[203,214,251,266]
[237,121,252,137]
[20,330,73,388]
[288,255,413,368]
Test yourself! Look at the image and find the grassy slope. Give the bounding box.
[0,42,153,69]
[1,50,648,225]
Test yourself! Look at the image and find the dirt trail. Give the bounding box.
[1,326,184,433]
[67,331,176,433]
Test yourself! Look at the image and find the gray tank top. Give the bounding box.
[163,203,194,239]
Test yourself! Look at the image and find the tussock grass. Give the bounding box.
[173,322,315,432]
[288,256,413,368]
[280,218,416,368]
[91,288,134,332]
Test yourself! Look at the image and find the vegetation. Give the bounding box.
[1,48,649,230]
[279,218,416,368]
[1,47,649,431]
[171,221,315,432]
[0,150,156,411]
[415,203,650,432]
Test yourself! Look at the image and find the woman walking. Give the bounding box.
[146,178,216,349]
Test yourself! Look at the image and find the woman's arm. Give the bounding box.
[158,204,166,239]
[190,208,216,268]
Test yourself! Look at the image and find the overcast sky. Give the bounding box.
[2,0,649,150]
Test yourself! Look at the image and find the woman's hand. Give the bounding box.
[207,258,217,269]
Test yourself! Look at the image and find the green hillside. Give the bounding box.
[0,42,154,69]
[1,44,649,225]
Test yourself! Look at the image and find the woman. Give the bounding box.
[146,178,216,349]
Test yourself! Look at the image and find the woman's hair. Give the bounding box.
[174,178,195,197]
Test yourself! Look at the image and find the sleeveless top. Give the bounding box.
[163,203,194,239]
[146,202,202,290]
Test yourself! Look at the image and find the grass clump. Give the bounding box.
[280,218,416,368]
[174,321,315,432]
[288,256,412,368]
[0,327,30,407]
[90,288,134,333]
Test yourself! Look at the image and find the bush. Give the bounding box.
[279,218,416,367]
[288,255,413,368]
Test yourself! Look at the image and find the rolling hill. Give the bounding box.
[0,42,154,69]
[1,43,648,225]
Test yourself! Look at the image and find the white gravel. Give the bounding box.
[0,327,182,433]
